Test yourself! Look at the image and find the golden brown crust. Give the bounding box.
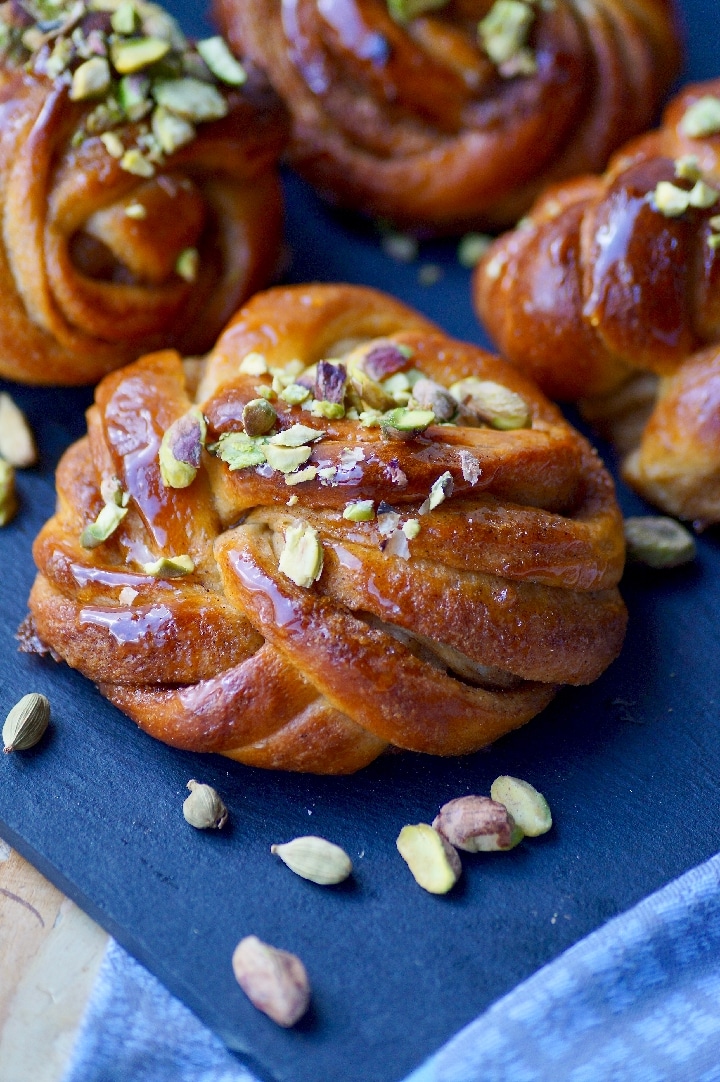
[0,20,287,385]
[214,0,681,233]
[474,79,720,524]
[29,284,627,773]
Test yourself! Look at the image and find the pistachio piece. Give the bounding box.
[197,36,247,85]
[652,180,691,217]
[380,407,435,440]
[402,518,421,539]
[396,823,461,894]
[264,445,311,474]
[183,779,228,829]
[387,0,449,23]
[118,72,152,121]
[269,424,324,448]
[310,400,345,420]
[125,202,147,219]
[347,362,396,412]
[278,383,311,406]
[410,379,457,422]
[362,344,410,382]
[680,96,720,138]
[343,499,375,522]
[81,501,128,548]
[490,776,552,837]
[688,180,719,209]
[457,232,493,268]
[479,0,535,66]
[315,360,347,405]
[0,460,18,527]
[142,554,194,577]
[239,352,268,376]
[623,516,696,569]
[424,471,453,511]
[433,796,523,853]
[159,408,206,489]
[271,836,352,885]
[3,693,50,754]
[120,148,154,177]
[449,378,531,430]
[111,1,139,35]
[243,398,277,437]
[278,521,323,588]
[70,56,111,100]
[111,36,170,74]
[284,465,318,486]
[211,432,268,471]
[0,393,37,468]
[152,77,228,123]
[675,155,702,183]
[175,247,199,282]
[100,132,125,159]
[232,936,310,1028]
[152,105,195,154]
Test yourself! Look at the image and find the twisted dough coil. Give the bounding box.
[0,0,287,386]
[474,79,720,524]
[214,0,681,233]
[28,284,627,773]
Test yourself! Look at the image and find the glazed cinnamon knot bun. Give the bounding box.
[474,79,720,525]
[0,0,287,386]
[27,284,627,774]
[214,0,681,233]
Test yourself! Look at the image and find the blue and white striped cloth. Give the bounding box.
[64,852,720,1082]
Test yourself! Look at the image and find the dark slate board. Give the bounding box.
[1,3,719,1082]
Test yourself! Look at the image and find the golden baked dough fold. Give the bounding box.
[474,79,720,524]
[0,0,287,385]
[214,0,681,233]
[28,284,627,773]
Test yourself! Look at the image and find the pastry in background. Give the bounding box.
[474,79,720,526]
[27,284,627,774]
[0,0,287,386]
[214,0,681,234]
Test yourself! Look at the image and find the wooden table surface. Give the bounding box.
[0,841,108,1082]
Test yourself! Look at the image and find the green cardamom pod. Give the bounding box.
[3,693,50,753]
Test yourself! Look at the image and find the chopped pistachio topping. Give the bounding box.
[688,180,719,209]
[152,105,196,154]
[450,378,531,429]
[120,148,154,177]
[269,425,324,448]
[279,383,311,406]
[653,179,719,217]
[310,400,345,419]
[343,500,375,522]
[125,202,147,219]
[457,232,493,268]
[142,554,195,577]
[111,36,170,73]
[153,77,228,122]
[380,407,435,439]
[278,521,324,589]
[211,432,268,470]
[479,0,535,68]
[111,2,140,35]
[710,215,720,232]
[708,234,720,250]
[680,96,720,138]
[265,445,313,474]
[100,131,124,158]
[239,352,268,376]
[81,500,128,549]
[402,518,421,539]
[387,0,450,23]
[428,471,454,510]
[159,408,206,489]
[675,156,701,183]
[242,398,277,437]
[0,459,18,527]
[197,36,247,85]
[175,247,199,282]
[284,466,319,486]
[70,56,111,100]
[255,385,276,401]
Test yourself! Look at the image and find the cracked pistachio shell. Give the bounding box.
[271,836,352,885]
[3,693,50,753]
[182,780,228,829]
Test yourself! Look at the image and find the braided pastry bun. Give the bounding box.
[0,0,287,386]
[474,79,720,524]
[214,0,681,234]
[28,284,627,774]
